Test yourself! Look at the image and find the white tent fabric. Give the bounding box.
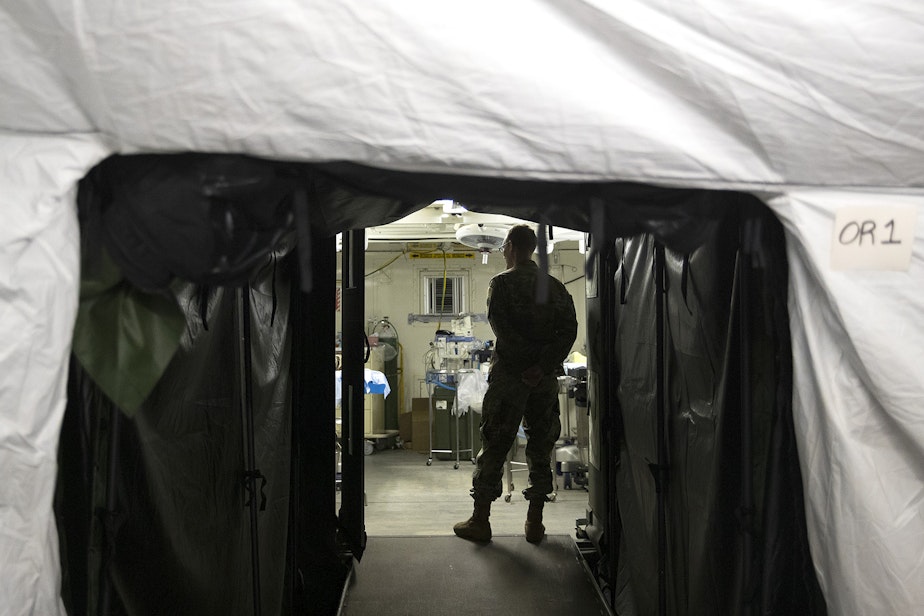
[1,2,922,615]
[0,133,109,616]
[4,1,923,188]
[772,192,924,614]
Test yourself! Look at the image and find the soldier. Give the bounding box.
[453,224,578,544]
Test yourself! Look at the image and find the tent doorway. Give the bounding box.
[349,218,592,538]
[56,152,824,616]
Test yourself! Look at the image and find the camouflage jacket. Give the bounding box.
[487,260,577,379]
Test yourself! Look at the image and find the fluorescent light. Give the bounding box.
[437,200,467,215]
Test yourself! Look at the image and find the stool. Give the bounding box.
[502,423,557,503]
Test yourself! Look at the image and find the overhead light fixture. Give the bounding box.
[455,223,508,264]
[455,223,508,250]
[437,199,467,215]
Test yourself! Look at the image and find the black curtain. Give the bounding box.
[58,259,294,615]
[606,201,825,615]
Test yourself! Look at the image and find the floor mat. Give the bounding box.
[339,534,609,615]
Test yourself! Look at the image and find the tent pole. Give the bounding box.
[237,286,263,616]
[654,242,668,616]
[606,239,621,613]
[97,403,121,616]
[738,227,755,615]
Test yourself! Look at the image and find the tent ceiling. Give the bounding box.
[2,2,922,190]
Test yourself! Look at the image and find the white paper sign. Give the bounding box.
[831,207,917,271]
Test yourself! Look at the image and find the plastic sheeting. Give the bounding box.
[58,267,294,615]
[334,369,391,406]
[71,242,187,416]
[606,204,825,614]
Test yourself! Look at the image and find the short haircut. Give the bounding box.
[507,224,537,254]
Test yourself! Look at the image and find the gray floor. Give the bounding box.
[340,446,602,615]
[340,535,609,615]
[356,445,590,538]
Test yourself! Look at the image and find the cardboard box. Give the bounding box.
[411,397,429,419]
[364,393,385,435]
[398,411,413,443]
[411,397,430,453]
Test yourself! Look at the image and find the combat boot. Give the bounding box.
[525,499,545,544]
[453,498,492,542]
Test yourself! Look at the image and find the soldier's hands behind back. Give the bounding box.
[521,365,544,388]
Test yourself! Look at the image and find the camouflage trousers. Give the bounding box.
[470,372,561,502]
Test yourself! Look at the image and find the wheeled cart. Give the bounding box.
[425,370,477,469]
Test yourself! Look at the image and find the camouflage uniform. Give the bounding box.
[471,260,577,502]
